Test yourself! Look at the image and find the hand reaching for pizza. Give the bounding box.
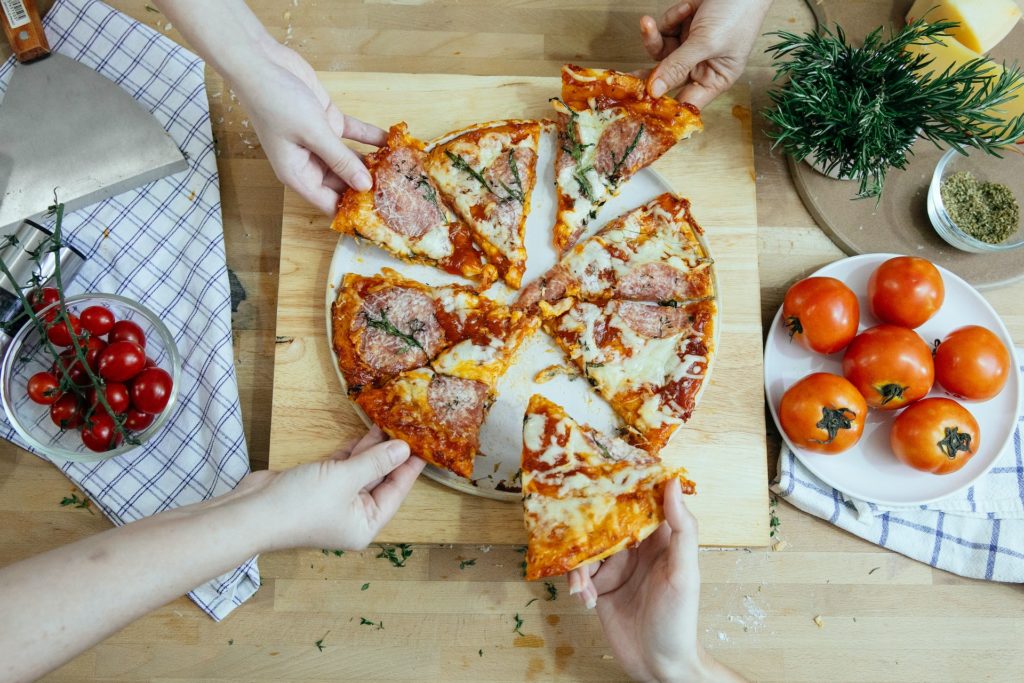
[567,479,746,682]
[248,426,426,551]
[640,0,773,109]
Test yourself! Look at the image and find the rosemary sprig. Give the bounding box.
[764,18,1024,198]
[361,309,425,353]
[445,150,524,203]
[553,97,598,201]
[414,175,444,220]
[609,124,644,184]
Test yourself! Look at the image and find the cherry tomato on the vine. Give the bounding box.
[108,320,145,348]
[779,372,867,454]
[28,287,59,313]
[890,397,979,474]
[867,256,944,329]
[84,337,107,372]
[130,367,173,414]
[49,394,83,430]
[46,313,81,347]
[97,341,146,382]
[87,382,130,415]
[81,413,123,452]
[51,351,87,386]
[842,325,934,410]
[124,408,155,432]
[80,305,116,337]
[782,277,860,354]
[934,326,1010,401]
[27,371,61,405]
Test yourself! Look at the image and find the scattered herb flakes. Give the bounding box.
[315,631,330,652]
[227,639,234,646]
[769,496,781,538]
[940,171,1020,244]
[377,543,413,567]
[361,583,370,591]
[321,548,344,556]
[459,558,477,570]
[360,617,384,631]
[60,493,94,514]
[544,582,558,601]
[525,598,539,607]
[478,649,483,657]
[868,567,881,575]
[513,613,525,636]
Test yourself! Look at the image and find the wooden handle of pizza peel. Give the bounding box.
[1,0,50,63]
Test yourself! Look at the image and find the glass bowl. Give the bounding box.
[927,146,1024,253]
[0,293,182,462]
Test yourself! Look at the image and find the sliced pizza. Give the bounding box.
[522,394,694,580]
[355,367,490,479]
[541,297,716,452]
[331,268,514,392]
[331,122,496,287]
[550,64,703,252]
[425,120,543,289]
[431,310,540,390]
[517,193,713,313]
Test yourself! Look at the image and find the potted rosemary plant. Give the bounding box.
[764,19,1024,198]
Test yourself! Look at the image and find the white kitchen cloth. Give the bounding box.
[773,350,1024,582]
[0,0,258,619]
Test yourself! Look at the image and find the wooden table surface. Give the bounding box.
[1,1,1023,681]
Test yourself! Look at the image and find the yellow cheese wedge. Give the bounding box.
[907,0,1023,53]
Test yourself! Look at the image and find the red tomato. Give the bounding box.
[81,413,124,452]
[124,408,156,431]
[49,394,83,430]
[890,398,980,474]
[87,382,130,415]
[27,371,61,405]
[782,277,860,354]
[779,373,867,454]
[108,320,146,348]
[867,256,944,328]
[80,305,116,337]
[28,287,59,312]
[51,351,87,386]
[46,313,81,347]
[842,325,934,410]
[144,356,157,368]
[84,337,107,372]
[97,341,146,382]
[130,367,173,414]
[934,326,1011,401]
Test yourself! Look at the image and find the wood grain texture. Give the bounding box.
[1,1,1024,681]
[268,72,769,547]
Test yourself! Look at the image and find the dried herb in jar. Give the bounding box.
[940,171,1020,244]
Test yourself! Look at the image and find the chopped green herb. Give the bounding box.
[415,175,444,219]
[321,548,344,556]
[360,617,384,630]
[459,558,477,570]
[940,171,1020,244]
[60,494,93,514]
[315,631,330,652]
[361,583,370,591]
[361,309,426,353]
[227,639,234,646]
[544,582,558,601]
[608,124,644,184]
[479,648,484,657]
[377,543,413,568]
[525,598,539,607]
[573,167,596,202]
[513,613,525,636]
[868,567,880,575]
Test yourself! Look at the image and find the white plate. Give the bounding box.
[764,253,1022,507]
[326,125,716,501]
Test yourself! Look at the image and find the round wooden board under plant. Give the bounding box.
[785,0,1024,290]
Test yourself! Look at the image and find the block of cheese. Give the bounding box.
[905,33,1024,131]
[907,0,1023,53]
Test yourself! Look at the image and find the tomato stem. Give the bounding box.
[875,383,908,406]
[937,427,972,460]
[812,405,857,444]
[784,316,803,341]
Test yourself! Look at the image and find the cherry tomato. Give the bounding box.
[782,277,860,354]
[27,371,61,405]
[108,320,146,348]
[87,382,130,415]
[80,305,116,337]
[890,398,980,474]
[81,413,124,452]
[28,287,59,312]
[779,372,867,454]
[124,408,156,432]
[130,367,173,414]
[144,357,157,368]
[97,341,146,382]
[84,337,107,372]
[49,394,84,430]
[51,351,87,387]
[46,313,81,347]
[842,325,934,410]
[934,326,1011,401]
[867,256,944,329]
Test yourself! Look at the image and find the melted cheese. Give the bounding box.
[432,337,502,381]
[414,222,456,260]
[556,107,621,228]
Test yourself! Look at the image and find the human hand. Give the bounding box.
[233,40,386,214]
[568,479,743,682]
[245,426,425,552]
[641,0,773,109]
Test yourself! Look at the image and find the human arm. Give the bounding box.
[568,479,746,683]
[151,0,385,214]
[640,0,774,109]
[0,428,424,682]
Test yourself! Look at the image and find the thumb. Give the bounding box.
[664,478,700,578]
[306,128,374,192]
[648,39,710,98]
[345,439,411,489]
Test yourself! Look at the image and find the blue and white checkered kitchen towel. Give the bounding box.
[773,351,1024,582]
[0,0,258,619]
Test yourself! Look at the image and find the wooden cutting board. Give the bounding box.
[268,72,768,547]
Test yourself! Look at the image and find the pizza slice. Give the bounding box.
[522,394,694,580]
[431,310,540,390]
[331,268,512,392]
[425,120,543,289]
[354,368,490,479]
[331,122,496,287]
[517,193,713,313]
[542,297,716,452]
[550,64,703,253]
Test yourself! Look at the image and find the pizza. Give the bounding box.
[355,368,491,479]
[550,65,703,253]
[541,297,716,452]
[517,193,714,313]
[431,312,539,389]
[425,120,543,288]
[330,268,515,393]
[521,394,694,580]
[331,123,497,287]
